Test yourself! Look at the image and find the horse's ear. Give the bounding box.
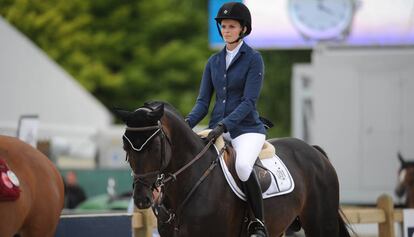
[112,108,132,124]
[148,103,164,120]
[398,152,406,166]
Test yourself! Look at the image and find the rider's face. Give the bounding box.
[220,19,244,44]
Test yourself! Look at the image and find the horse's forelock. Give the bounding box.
[135,101,188,136]
[125,106,156,128]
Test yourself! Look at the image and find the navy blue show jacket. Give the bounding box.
[187,42,266,138]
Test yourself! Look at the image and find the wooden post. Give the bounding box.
[377,194,395,237]
[132,208,156,237]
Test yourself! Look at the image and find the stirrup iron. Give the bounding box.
[247,218,268,237]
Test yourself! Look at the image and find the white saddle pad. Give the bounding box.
[216,145,295,201]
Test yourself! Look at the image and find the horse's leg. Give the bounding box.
[22,150,64,237]
[264,195,302,237]
[0,224,19,237]
[19,181,63,237]
[19,214,60,237]
[300,180,341,236]
[0,184,30,237]
[19,197,62,237]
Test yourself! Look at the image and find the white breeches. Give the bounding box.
[223,133,266,181]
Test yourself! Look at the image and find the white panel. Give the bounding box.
[310,47,414,203]
[291,64,314,143]
[401,73,414,158]
[359,72,400,189]
[312,57,361,192]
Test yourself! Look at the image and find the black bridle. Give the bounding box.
[124,120,172,190]
[124,120,217,189]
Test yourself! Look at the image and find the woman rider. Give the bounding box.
[186,2,268,237]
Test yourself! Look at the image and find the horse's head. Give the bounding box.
[114,102,173,209]
[395,153,414,203]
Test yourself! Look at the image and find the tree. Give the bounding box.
[0,0,310,137]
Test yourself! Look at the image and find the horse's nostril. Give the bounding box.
[143,197,151,207]
[134,197,152,209]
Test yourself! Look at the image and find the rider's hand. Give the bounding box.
[152,187,161,203]
[207,123,226,141]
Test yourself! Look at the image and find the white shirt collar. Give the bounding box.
[226,41,243,55]
[225,41,243,69]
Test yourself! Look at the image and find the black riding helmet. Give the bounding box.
[215,2,252,41]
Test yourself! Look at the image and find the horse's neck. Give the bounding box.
[168,136,216,182]
[155,115,243,234]
[165,117,207,170]
[164,131,219,207]
[162,112,224,200]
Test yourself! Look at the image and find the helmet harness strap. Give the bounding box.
[216,21,247,44]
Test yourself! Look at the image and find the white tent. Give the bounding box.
[0,17,125,168]
[0,17,112,138]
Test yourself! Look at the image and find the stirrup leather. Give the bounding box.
[247,218,268,237]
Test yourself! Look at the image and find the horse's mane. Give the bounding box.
[144,100,202,143]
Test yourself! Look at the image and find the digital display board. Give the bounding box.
[209,0,414,49]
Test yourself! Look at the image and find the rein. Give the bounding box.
[125,120,216,189]
[159,139,215,186]
[155,143,227,234]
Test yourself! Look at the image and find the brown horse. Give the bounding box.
[0,135,64,237]
[395,152,414,208]
[115,101,351,237]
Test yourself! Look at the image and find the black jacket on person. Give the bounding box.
[65,184,86,209]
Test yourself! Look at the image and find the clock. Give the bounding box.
[288,0,357,41]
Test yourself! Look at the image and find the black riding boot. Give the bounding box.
[243,171,269,237]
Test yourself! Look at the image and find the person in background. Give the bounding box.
[64,171,86,209]
[185,2,268,236]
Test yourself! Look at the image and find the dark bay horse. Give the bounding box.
[395,153,414,208]
[0,135,64,237]
[115,101,350,237]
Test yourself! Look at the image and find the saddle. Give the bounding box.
[197,130,276,193]
[0,158,20,201]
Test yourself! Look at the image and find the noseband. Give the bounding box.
[123,122,162,152]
